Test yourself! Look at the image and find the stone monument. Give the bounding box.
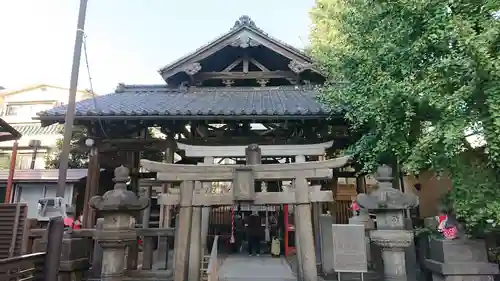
[89,166,149,281]
[357,165,419,281]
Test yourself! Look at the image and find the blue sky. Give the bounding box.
[0,0,315,94]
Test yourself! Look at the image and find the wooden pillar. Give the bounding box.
[142,185,154,269]
[295,155,305,280]
[173,180,194,281]
[158,135,176,268]
[160,137,177,228]
[294,174,318,281]
[83,145,99,228]
[126,138,142,270]
[356,175,365,193]
[328,172,339,221]
[188,182,202,281]
[200,156,213,255]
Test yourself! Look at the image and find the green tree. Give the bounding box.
[310,0,500,234]
[45,127,164,169]
[45,126,89,169]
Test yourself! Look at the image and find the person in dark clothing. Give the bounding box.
[246,211,262,256]
[233,214,244,253]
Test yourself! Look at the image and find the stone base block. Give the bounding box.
[425,238,499,281]
[429,237,489,263]
[425,259,498,281]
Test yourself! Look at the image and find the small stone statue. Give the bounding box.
[436,209,458,240]
[350,196,360,216]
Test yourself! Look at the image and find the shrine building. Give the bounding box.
[36,15,359,253]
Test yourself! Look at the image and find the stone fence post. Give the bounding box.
[349,207,374,269]
[89,166,149,281]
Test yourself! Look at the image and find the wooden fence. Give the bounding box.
[0,207,64,281]
[0,252,45,281]
[0,204,28,259]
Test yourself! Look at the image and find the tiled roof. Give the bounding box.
[13,124,63,136]
[37,86,330,120]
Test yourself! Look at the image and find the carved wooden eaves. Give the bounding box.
[230,32,261,48]
[288,60,313,74]
[183,62,202,76]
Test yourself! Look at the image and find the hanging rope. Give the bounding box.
[230,205,235,244]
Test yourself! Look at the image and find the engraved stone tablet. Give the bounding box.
[331,224,368,273]
[233,167,255,201]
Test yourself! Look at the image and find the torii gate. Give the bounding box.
[141,145,351,281]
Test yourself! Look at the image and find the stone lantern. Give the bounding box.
[89,165,149,281]
[357,165,419,281]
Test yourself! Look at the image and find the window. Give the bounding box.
[5,105,23,116]
[16,154,34,169]
[4,103,54,116]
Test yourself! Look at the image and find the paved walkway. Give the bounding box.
[218,254,296,281]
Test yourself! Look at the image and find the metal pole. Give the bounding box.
[56,0,89,197]
[29,146,37,169]
[28,139,41,170]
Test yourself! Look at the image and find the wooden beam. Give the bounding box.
[222,58,243,72]
[195,70,295,81]
[249,58,270,71]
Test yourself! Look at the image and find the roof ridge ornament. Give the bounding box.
[115,83,126,93]
[232,15,265,34]
[233,15,256,29]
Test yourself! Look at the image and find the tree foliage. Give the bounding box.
[45,127,89,169]
[310,0,500,234]
[45,127,164,169]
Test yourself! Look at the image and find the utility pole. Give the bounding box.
[57,0,89,197]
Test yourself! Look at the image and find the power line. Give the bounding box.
[81,33,109,139]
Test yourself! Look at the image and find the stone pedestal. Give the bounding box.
[370,229,414,280]
[59,232,90,281]
[357,165,419,281]
[32,230,90,281]
[89,166,149,281]
[425,238,499,281]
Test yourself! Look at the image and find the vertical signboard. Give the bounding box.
[331,224,368,273]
